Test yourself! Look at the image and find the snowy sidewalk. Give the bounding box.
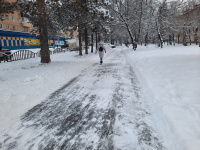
[1,45,200,150]
[0,48,163,150]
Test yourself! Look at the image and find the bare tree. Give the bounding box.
[108,0,138,50]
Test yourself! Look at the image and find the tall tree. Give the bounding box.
[20,0,63,63]
[37,0,50,63]
[107,0,140,50]
[58,0,110,55]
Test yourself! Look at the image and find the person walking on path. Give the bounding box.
[95,41,106,64]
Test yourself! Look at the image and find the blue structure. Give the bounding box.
[0,30,65,50]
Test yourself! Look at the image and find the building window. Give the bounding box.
[24,27,28,32]
[19,27,22,31]
[5,15,9,20]
[18,18,21,23]
[13,26,16,31]
[12,17,15,22]
[0,24,3,29]
[6,25,10,30]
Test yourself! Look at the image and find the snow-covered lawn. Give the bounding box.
[129,44,200,150]
[0,44,199,150]
[0,49,99,132]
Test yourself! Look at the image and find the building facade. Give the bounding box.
[0,0,33,33]
[0,0,78,49]
[177,4,200,44]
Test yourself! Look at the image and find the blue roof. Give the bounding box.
[0,30,65,40]
[0,30,38,38]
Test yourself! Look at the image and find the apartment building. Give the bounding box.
[177,4,200,44]
[0,0,33,33]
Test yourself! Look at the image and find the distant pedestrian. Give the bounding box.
[95,41,106,64]
[133,43,137,50]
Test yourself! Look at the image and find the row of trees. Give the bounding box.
[108,0,200,48]
[19,0,112,63]
[1,0,111,63]
[0,0,199,63]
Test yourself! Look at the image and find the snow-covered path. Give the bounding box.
[0,48,163,149]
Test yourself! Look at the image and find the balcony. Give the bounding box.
[21,17,32,28]
[21,22,32,28]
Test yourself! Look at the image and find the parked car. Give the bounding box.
[0,47,11,62]
[61,44,69,48]
[0,49,11,55]
[111,44,116,48]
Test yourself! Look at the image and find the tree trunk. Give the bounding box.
[145,33,148,46]
[96,31,98,50]
[188,29,191,45]
[156,21,163,48]
[194,34,198,45]
[134,33,137,43]
[37,0,50,63]
[124,22,136,50]
[91,34,93,53]
[158,33,163,48]
[85,24,88,54]
[137,0,143,44]
[172,33,175,46]
[78,23,82,56]
[178,34,180,44]
[98,33,101,42]
[183,31,187,46]
[193,28,198,45]
[169,35,172,45]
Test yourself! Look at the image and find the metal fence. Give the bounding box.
[0,48,68,63]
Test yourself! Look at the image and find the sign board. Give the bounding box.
[24,38,40,46]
